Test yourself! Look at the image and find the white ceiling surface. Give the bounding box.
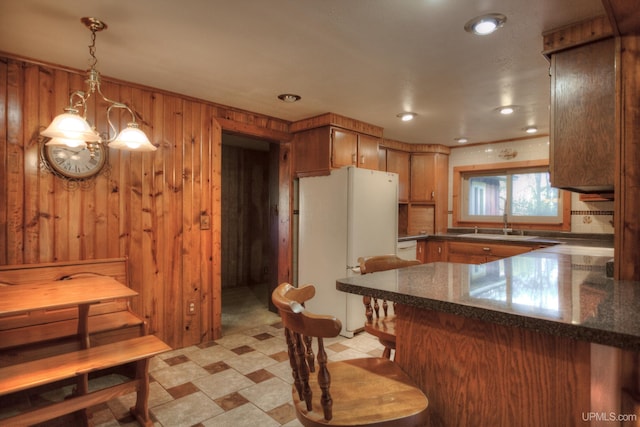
[0,0,605,146]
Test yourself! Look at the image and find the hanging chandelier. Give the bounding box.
[41,17,156,152]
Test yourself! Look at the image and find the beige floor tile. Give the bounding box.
[151,391,223,427]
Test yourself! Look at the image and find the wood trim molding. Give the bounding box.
[290,112,384,137]
[542,15,614,58]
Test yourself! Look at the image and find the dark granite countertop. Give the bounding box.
[337,245,640,351]
[398,230,614,248]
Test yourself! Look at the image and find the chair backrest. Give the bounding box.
[358,254,421,274]
[272,282,341,421]
[358,255,421,322]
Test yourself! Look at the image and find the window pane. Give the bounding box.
[468,175,506,216]
[511,172,559,217]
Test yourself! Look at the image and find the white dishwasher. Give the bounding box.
[397,240,418,260]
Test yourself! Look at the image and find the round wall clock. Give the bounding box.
[43,143,107,180]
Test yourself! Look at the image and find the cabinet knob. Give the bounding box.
[431,191,435,200]
[352,153,357,164]
[482,247,491,252]
[360,155,365,164]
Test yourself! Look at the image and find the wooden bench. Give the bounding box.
[0,259,171,426]
[0,335,170,426]
[0,258,147,367]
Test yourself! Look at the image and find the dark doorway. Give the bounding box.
[220,133,279,334]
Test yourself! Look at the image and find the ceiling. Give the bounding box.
[0,0,605,146]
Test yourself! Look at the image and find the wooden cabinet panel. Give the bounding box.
[294,126,380,176]
[424,240,447,263]
[410,153,436,202]
[331,128,358,168]
[357,134,380,170]
[410,152,448,202]
[378,147,387,171]
[409,152,448,233]
[387,150,410,202]
[408,205,434,235]
[416,241,426,263]
[293,127,332,176]
[550,38,615,193]
[447,241,532,264]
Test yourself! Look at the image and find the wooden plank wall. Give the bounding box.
[0,55,292,349]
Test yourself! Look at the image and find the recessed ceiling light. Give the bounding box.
[397,112,417,121]
[455,137,468,144]
[496,106,517,115]
[464,13,507,36]
[524,126,538,134]
[277,93,301,103]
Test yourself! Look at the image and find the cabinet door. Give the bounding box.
[331,128,358,168]
[293,127,332,177]
[425,240,447,263]
[410,153,435,202]
[407,204,434,235]
[416,241,426,263]
[378,147,387,171]
[550,38,615,192]
[357,134,380,170]
[387,150,410,202]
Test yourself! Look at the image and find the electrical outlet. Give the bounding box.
[200,214,211,230]
[187,300,196,315]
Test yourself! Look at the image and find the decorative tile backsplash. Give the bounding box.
[448,137,614,234]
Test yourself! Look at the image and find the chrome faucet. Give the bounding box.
[502,213,512,235]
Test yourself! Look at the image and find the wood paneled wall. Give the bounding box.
[0,55,292,349]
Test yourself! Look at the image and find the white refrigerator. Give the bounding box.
[298,166,398,337]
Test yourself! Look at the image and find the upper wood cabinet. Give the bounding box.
[410,153,448,202]
[356,133,380,170]
[386,149,410,202]
[293,126,380,177]
[330,127,358,168]
[549,37,616,193]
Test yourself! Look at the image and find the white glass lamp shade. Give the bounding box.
[45,137,88,149]
[41,110,100,142]
[108,123,156,151]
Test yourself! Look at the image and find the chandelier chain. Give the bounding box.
[88,28,98,70]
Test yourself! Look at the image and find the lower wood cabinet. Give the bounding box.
[419,240,447,263]
[421,239,546,265]
[447,241,533,264]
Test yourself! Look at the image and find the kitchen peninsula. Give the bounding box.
[336,244,639,426]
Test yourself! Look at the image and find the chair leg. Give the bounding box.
[382,346,392,359]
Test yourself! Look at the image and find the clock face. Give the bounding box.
[44,144,107,179]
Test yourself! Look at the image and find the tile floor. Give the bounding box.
[1,285,385,427]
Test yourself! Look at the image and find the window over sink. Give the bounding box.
[453,160,570,231]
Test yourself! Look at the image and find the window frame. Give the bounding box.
[452,160,570,231]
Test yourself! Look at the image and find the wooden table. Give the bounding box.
[0,276,138,349]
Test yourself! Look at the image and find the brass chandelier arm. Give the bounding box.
[105,103,138,143]
[40,17,154,152]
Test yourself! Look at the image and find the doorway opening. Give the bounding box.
[220,132,280,335]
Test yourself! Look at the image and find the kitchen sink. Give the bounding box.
[458,233,539,241]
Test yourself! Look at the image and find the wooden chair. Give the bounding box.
[358,255,421,359]
[272,282,429,427]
